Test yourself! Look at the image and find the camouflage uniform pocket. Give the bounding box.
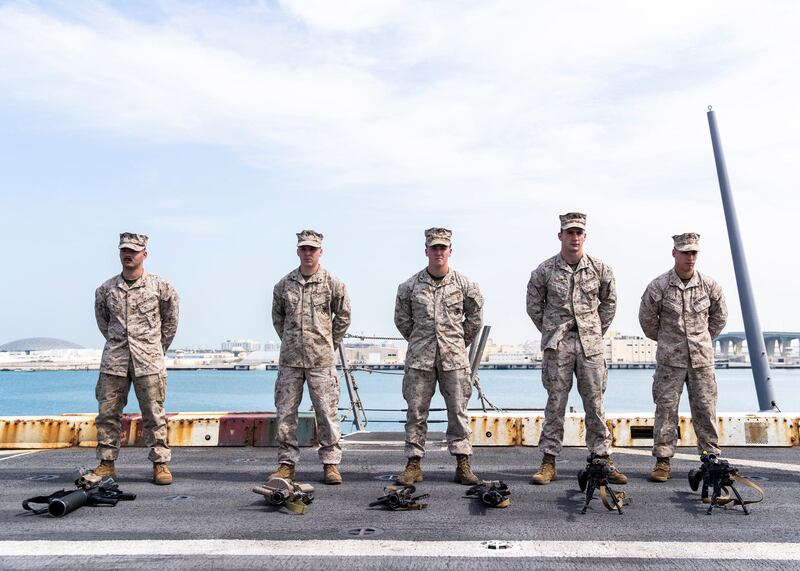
[138,297,159,327]
[692,295,711,314]
[313,291,331,315]
[445,291,463,316]
[580,277,600,295]
[541,350,555,390]
[107,293,123,313]
[157,372,168,402]
[282,289,300,308]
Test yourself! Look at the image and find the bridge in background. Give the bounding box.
[715,331,800,362]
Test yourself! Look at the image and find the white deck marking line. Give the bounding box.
[1,540,800,559]
[0,450,40,462]
[611,447,800,472]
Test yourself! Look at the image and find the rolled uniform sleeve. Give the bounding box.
[526,268,547,333]
[159,282,180,351]
[394,282,414,341]
[331,280,352,349]
[95,286,110,341]
[597,265,617,335]
[272,281,286,340]
[462,281,484,347]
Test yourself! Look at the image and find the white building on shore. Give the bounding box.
[221,339,262,352]
[604,331,658,364]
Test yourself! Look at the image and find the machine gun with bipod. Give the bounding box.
[688,452,764,515]
[577,453,629,515]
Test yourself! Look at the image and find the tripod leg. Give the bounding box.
[606,486,624,515]
[729,484,749,515]
[581,481,595,515]
[707,482,722,515]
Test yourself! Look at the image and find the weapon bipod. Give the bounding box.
[703,478,749,515]
[577,454,628,515]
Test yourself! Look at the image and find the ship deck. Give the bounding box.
[1,434,799,570]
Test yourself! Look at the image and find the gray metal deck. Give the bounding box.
[1,435,798,570]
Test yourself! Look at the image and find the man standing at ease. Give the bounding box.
[639,233,727,482]
[394,227,484,486]
[270,230,352,485]
[526,213,626,485]
[94,233,179,485]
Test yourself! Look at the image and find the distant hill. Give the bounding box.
[0,337,84,352]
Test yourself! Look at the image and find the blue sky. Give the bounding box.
[2,1,799,349]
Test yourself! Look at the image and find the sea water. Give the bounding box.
[1,368,797,432]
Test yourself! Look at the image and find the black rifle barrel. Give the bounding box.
[48,489,89,518]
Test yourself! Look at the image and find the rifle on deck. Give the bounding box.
[22,468,136,517]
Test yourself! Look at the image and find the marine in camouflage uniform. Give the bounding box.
[394,228,484,486]
[270,230,351,485]
[639,233,728,481]
[526,213,626,485]
[93,232,179,485]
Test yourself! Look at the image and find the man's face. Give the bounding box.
[297,245,322,269]
[425,244,451,270]
[558,227,586,256]
[673,249,698,276]
[119,247,147,270]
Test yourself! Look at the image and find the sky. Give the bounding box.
[1,0,799,350]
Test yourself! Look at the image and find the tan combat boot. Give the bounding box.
[153,463,173,485]
[94,460,117,480]
[396,457,422,485]
[324,464,343,485]
[531,453,557,485]
[649,457,671,482]
[601,456,628,485]
[269,463,295,480]
[454,454,481,485]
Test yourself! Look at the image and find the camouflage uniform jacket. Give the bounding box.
[394,268,484,371]
[272,267,352,368]
[639,269,727,368]
[526,254,616,357]
[94,272,180,376]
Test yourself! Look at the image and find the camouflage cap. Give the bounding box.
[118,232,148,252]
[296,229,323,248]
[425,227,452,247]
[673,232,701,252]
[559,212,586,231]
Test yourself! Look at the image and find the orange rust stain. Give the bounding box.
[169,418,198,446]
[0,420,74,449]
[167,418,218,446]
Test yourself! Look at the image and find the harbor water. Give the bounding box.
[1,369,798,432]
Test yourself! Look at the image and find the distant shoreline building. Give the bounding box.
[0,337,101,370]
[603,331,658,364]
[3,331,798,371]
[221,339,262,352]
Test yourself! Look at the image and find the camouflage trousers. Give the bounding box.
[95,367,170,463]
[275,366,341,466]
[652,364,719,457]
[539,331,611,456]
[402,364,473,458]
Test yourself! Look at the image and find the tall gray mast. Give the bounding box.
[706,106,778,412]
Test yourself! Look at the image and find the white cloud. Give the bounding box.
[1,1,799,343]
